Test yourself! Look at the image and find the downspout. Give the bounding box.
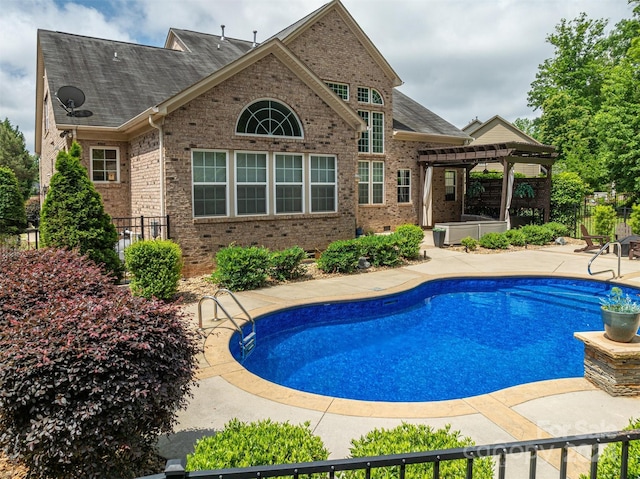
[148,113,166,230]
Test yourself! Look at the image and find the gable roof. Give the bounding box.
[268,0,402,88]
[392,90,471,145]
[463,115,541,145]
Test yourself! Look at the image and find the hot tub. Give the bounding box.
[434,220,508,245]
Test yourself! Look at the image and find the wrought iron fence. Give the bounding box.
[112,215,170,262]
[137,429,639,479]
[572,202,633,238]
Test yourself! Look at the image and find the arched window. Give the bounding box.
[236,99,303,137]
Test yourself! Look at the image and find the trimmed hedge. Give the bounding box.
[125,239,183,301]
[479,232,510,249]
[269,246,308,281]
[394,224,424,259]
[317,239,362,274]
[460,236,478,251]
[504,229,527,246]
[519,224,555,245]
[358,234,401,267]
[211,245,271,291]
[186,419,328,472]
[0,248,198,479]
[346,423,493,479]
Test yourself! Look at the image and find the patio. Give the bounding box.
[159,239,640,479]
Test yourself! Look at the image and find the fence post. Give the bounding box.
[166,215,170,240]
[164,458,186,478]
[140,215,145,240]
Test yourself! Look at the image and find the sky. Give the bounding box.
[0,0,633,156]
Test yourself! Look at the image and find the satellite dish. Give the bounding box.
[55,85,85,110]
[70,109,93,118]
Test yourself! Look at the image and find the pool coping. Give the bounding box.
[196,271,633,419]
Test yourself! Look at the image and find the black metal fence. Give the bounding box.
[112,215,170,262]
[137,429,639,479]
[572,202,634,238]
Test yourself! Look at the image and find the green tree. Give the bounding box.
[528,10,640,193]
[40,142,123,280]
[0,166,27,236]
[512,117,542,142]
[550,172,588,229]
[0,118,38,200]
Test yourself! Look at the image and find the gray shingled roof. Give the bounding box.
[392,90,469,139]
[39,29,253,128]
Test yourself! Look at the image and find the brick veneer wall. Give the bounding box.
[160,53,360,276]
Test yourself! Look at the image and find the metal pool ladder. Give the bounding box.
[588,241,621,279]
[197,288,256,359]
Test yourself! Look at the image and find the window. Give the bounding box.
[397,169,411,203]
[358,111,384,154]
[275,154,303,214]
[236,152,267,215]
[325,82,349,100]
[445,170,456,201]
[44,94,49,132]
[358,160,384,205]
[310,155,336,212]
[357,87,383,105]
[91,147,119,182]
[192,150,227,217]
[236,99,302,137]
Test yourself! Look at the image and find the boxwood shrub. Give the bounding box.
[393,224,424,259]
[186,419,329,472]
[504,228,527,247]
[460,236,478,251]
[0,248,198,479]
[346,423,493,479]
[358,234,401,267]
[125,239,183,301]
[269,245,307,281]
[479,232,510,249]
[211,245,271,291]
[519,224,554,245]
[544,221,569,239]
[317,239,361,273]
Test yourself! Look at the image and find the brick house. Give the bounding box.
[35,0,472,276]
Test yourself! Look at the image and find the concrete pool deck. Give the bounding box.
[158,241,640,479]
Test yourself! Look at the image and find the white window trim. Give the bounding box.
[309,154,338,213]
[274,153,305,215]
[235,151,269,216]
[445,170,457,201]
[90,146,120,183]
[358,110,385,154]
[191,149,229,218]
[358,160,385,205]
[397,169,411,204]
[235,98,304,140]
[325,81,349,101]
[357,86,384,105]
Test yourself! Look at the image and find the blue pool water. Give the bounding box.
[231,277,640,402]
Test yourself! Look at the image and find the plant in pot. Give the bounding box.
[600,287,640,342]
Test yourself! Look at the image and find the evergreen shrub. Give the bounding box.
[629,204,640,234]
[346,423,493,479]
[211,244,271,291]
[504,229,527,246]
[479,232,510,249]
[0,248,198,479]
[125,239,183,301]
[593,204,617,240]
[460,236,478,251]
[544,221,569,239]
[39,142,122,280]
[393,224,424,259]
[358,234,401,267]
[520,224,554,245]
[0,166,26,236]
[317,239,361,274]
[186,419,328,472]
[269,245,307,281]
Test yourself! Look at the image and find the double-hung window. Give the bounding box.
[193,150,227,217]
[91,147,119,182]
[275,154,303,214]
[358,160,384,205]
[310,155,336,212]
[236,152,267,215]
[358,110,384,154]
[325,82,349,101]
[445,170,456,201]
[397,169,411,203]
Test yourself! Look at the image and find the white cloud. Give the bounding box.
[0,0,632,154]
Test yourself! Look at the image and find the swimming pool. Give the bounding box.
[230,277,640,402]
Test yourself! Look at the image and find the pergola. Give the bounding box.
[418,141,558,227]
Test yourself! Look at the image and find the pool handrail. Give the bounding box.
[588,241,621,279]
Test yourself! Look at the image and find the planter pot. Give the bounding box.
[601,308,640,343]
[432,229,445,248]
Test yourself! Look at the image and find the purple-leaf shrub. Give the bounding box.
[0,249,198,478]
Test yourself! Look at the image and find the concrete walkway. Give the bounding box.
[158,241,640,479]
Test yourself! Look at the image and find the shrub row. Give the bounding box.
[186,421,493,479]
[0,248,198,479]
[465,222,568,251]
[211,245,307,291]
[318,224,424,274]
